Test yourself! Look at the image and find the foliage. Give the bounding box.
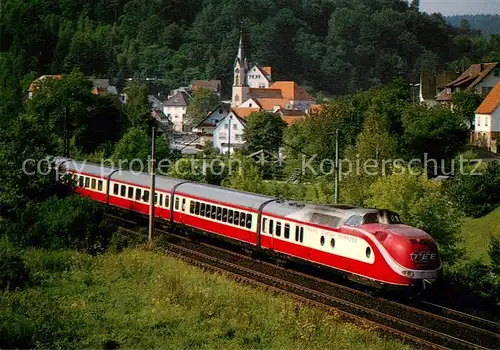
[365,169,465,261]
[1,0,498,97]
[0,237,29,291]
[444,161,500,218]
[446,15,500,38]
[401,106,469,161]
[124,82,153,132]
[460,207,500,263]
[243,111,287,154]
[489,236,500,275]
[111,127,170,172]
[451,90,484,127]
[221,154,264,193]
[185,87,219,127]
[5,195,113,252]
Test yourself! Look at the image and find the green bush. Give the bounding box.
[10,195,113,252]
[0,237,29,291]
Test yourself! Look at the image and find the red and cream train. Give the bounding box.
[54,157,442,292]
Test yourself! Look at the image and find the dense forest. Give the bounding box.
[447,15,500,39]
[1,0,500,99]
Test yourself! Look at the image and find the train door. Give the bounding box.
[174,196,187,224]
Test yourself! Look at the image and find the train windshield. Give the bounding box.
[362,210,403,225]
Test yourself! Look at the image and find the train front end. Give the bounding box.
[360,210,442,294]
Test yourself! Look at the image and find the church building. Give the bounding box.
[230,26,316,123]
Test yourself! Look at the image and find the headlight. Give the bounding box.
[402,270,414,277]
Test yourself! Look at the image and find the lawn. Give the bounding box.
[0,248,410,349]
[461,206,500,263]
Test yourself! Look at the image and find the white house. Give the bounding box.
[247,66,272,88]
[473,80,500,153]
[192,103,231,146]
[212,111,246,155]
[163,91,190,132]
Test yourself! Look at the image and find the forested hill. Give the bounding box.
[0,0,498,97]
[446,15,500,38]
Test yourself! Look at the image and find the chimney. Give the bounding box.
[480,63,485,71]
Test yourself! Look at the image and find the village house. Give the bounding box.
[473,80,500,153]
[435,62,500,104]
[192,103,231,146]
[163,90,190,132]
[419,70,459,106]
[212,111,246,155]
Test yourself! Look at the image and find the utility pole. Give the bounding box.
[334,128,339,204]
[227,115,232,157]
[148,127,156,242]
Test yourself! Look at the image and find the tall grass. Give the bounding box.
[1,249,409,349]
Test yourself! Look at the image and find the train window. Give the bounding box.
[269,220,274,235]
[320,236,325,246]
[206,205,212,218]
[98,180,103,191]
[175,198,180,210]
[136,188,142,201]
[284,224,290,239]
[79,176,84,187]
[154,193,158,204]
[182,199,186,212]
[143,190,150,202]
[239,212,246,227]
[295,226,300,241]
[276,222,281,237]
[128,187,134,199]
[344,215,362,227]
[120,185,126,197]
[195,202,200,215]
[91,178,97,189]
[190,201,195,214]
[211,205,216,220]
[201,203,206,216]
[228,210,234,224]
[159,194,163,207]
[217,207,222,221]
[165,195,170,208]
[300,227,304,243]
[246,214,252,229]
[234,211,240,225]
[85,177,90,188]
[222,208,228,222]
[262,218,267,233]
[331,238,335,248]
[366,247,372,258]
[311,213,341,228]
[113,183,119,195]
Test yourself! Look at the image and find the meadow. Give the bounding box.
[1,248,410,349]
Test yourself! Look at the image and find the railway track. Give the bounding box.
[106,213,500,350]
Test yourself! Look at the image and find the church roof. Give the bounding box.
[248,88,283,99]
[270,81,315,101]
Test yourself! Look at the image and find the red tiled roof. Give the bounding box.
[232,107,260,118]
[248,88,283,99]
[270,81,315,101]
[28,75,63,93]
[476,81,500,114]
[446,62,498,88]
[191,80,221,92]
[260,66,272,76]
[256,98,289,111]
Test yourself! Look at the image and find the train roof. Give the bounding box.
[59,159,117,177]
[176,182,275,211]
[112,170,186,191]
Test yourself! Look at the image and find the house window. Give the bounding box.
[219,109,223,114]
[233,124,237,130]
[477,117,481,126]
[485,117,489,127]
[249,103,252,107]
[235,134,241,141]
[219,133,227,140]
[482,86,493,95]
[224,124,228,129]
[494,69,500,77]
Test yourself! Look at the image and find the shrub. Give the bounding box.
[0,237,29,290]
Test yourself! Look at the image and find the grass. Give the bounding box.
[0,248,410,349]
[461,207,500,263]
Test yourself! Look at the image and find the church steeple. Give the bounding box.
[232,22,249,107]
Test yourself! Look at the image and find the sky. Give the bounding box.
[419,0,500,16]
